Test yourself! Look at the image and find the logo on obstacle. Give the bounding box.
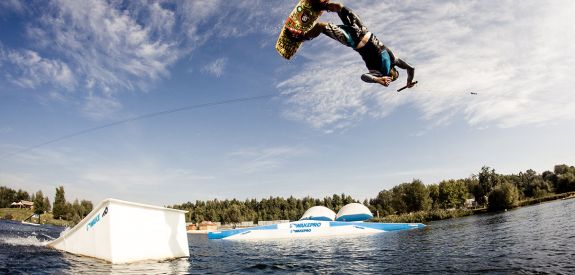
[87,214,100,231]
[290,222,321,229]
[86,207,108,231]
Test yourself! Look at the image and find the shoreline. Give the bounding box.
[2,192,574,227]
[373,191,575,224]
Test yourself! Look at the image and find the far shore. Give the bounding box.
[375,191,575,224]
[2,191,574,228]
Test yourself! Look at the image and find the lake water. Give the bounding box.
[1,199,574,274]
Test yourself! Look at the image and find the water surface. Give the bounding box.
[1,199,574,274]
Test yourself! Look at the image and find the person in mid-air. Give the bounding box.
[287,1,415,89]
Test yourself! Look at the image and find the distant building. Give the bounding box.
[464,198,477,209]
[198,221,218,232]
[186,223,197,231]
[237,221,254,228]
[257,220,290,226]
[10,200,34,209]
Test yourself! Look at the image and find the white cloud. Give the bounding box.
[0,0,26,15]
[0,0,292,119]
[229,146,309,174]
[81,94,123,120]
[278,0,575,131]
[0,48,76,90]
[201,58,227,77]
[34,0,180,93]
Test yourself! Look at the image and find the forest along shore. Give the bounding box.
[2,164,575,227]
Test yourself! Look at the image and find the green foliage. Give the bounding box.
[488,182,520,211]
[369,190,395,216]
[373,209,474,223]
[438,179,467,209]
[385,180,431,214]
[33,191,48,215]
[553,164,575,193]
[476,166,500,206]
[44,197,51,212]
[0,186,18,208]
[16,189,30,202]
[52,186,66,219]
[173,194,359,224]
[427,184,440,209]
[3,163,575,226]
[404,179,431,213]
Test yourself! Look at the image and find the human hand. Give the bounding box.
[379,76,392,87]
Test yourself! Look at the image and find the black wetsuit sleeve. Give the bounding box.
[394,58,415,84]
[394,58,413,71]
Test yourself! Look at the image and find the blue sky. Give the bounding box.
[1,0,574,206]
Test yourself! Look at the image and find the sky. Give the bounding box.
[1,0,575,206]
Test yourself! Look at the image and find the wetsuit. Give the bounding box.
[312,7,413,84]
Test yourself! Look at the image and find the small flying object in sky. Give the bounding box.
[470,92,478,95]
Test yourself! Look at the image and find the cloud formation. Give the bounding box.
[278,0,575,131]
[228,146,308,174]
[202,58,227,78]
[0,0,289,119]
[0,48,76,90]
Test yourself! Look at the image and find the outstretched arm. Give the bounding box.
[395,58,415,87]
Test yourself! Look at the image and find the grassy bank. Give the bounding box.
[518,191,575,207]
[371,209,476,223]
[371,192,575,224]
[0,208,71,227]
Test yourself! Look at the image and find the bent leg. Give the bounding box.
[297,22,354,48]
[322,23,356,47]
[361,70,383,83]
[337,6,367,33]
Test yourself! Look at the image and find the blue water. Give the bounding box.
[1,199,574,274]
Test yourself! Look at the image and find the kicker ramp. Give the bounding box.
[47,198,189,263]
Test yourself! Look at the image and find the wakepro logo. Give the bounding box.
[86,207,108,231]
[291,222,321,229]
[86,214,100,231]
[290,222,321,233]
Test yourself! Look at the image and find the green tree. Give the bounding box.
[438,179,467,209]
[391,180,431,214]
[476,166,500,206]
[80,200,93,216]
[16,189,30,201]
[404,179,431,212]
[554,164,575,193]
[0,186,17,208]
[391,184,408,214]
[44,197,51,212]
[369,190,395,216]
[53,186,67,219]
[69,200,82,224]
[33,191,48,215]
[488,182,520,211]
[427,184,440,209]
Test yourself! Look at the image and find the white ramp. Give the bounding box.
[47,198,189,263]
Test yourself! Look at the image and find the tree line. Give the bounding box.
[172,164,575,223]
[0,185,93,224]
[3,164,574,225]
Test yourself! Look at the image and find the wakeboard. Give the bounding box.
[275,0,324,60]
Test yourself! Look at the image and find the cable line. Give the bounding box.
[0,93,278,160]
